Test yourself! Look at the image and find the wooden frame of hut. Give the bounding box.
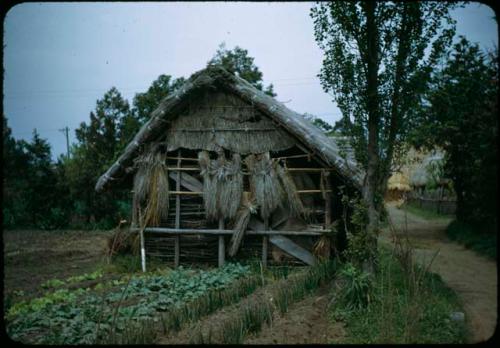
[96,67,363,271]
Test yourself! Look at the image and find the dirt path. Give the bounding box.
[381,204,497,343]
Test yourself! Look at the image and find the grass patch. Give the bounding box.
[330,248,468,344]
[401,202,452,220]
[446,220,496,260]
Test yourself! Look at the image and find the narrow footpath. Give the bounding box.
[381,203,497,343]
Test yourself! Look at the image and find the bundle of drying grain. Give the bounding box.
[107,220,140,260]
[143,151,169,226]
[228,192,258,256]
[132,149,169,227]
[313,235,331,260]
[199,150,218,220]
[245,153,284,220]
[275,162,305,218]
[199,150,244,221]
[132,152,154,226]
[218,153,243,220]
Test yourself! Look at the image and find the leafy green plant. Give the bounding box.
[6,263,252,345]
[336,263,373,310]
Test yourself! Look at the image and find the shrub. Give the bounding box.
[336,263,373,310]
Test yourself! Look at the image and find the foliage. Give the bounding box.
[131,74,185,128]
[311,1,458,174]
[335,263,373,310]
[2,118,70,229]
[310,1,459,268]
[340,190,374,266]
[208,42,276,97]
[409,37,498,232]
[6,263,251,344]
[330,249,467,344]
[303,113,335,134]
[446,220,497,260]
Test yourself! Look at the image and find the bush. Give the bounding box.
[35,207,69,230]
[336,263,373,310]
[446,220,496,260]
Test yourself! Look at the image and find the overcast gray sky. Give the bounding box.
[3,2,498,159]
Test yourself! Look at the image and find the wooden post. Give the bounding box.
[140,226,146,272]
[323,171,332,259]
[262,218,269,268]
[218,219,225,267]
[174,150,182,268]
[323,171,332,229]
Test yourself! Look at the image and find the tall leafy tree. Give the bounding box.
[68,87,132,224]
[208,43,277,97]
[410,37,498,232]
[311,1,457,269]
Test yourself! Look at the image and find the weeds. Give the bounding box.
[329,211,468,344]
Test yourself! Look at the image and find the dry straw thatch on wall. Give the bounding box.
[165,91,295,155]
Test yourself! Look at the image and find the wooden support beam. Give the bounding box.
[167,167,336,173]
[174,151,181,268]
[140,227,146,272]
[269,235,316,266]
[262,218,269,268]
[322,170,332,259]
[218,219,225,267]
[165,153,313,162]
[131,227,324,236]
[323,171,332,230]
[169,171,203,192]
[167,189,332,195]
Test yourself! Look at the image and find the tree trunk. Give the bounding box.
[362,0,380,274]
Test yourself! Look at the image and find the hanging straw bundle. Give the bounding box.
[228,192,258,256]
[132,152,154,226]
[143,151,169,226]
[199,150,244,221]
[218,153,243,220]
[132,149,169,228]
[198,150,218,221]
[275,161,306,218]
[245,153,283,220]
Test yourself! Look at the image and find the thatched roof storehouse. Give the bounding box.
[96,66,363,270]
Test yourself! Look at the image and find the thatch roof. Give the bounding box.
[95,66,364,193]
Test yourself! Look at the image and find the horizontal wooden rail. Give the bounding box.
[172,128,278,132]
[165,167,335,173]
[167,189,332,195]
[165,153,313,162]
[131,227,325,236]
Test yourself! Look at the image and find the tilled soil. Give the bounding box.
[381,204,497,343]
[3,229,111,299]
[244,286,345,344]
